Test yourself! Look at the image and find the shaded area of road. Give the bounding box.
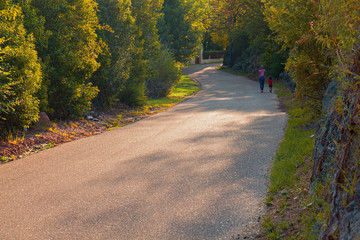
[0,64,287,239]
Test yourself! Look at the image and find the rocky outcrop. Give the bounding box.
[278,71,296,92]
[312,81,360,239]
[311,81,340,183]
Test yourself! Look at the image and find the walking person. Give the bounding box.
[268,76,273,93]
[258,65,266,93]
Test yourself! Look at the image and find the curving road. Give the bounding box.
[0,64,287,240]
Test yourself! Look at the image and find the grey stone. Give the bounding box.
[322,80,339,112]
[35,112,51,128]
[312,85,360,239]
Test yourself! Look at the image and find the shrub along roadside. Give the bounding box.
[0,1,42,139]
[0,74,200,163]
[261,84,329,239]
[108,74,200,130]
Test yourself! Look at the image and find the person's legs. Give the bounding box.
[259,77,265,92]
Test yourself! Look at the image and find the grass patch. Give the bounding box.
[262,83,329,239]
[269,84,317,192]
[6,132,25,144]
[147,75,200,108]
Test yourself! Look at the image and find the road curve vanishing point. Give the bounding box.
[0,64,287,240]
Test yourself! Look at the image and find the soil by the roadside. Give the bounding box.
[0,106,165,163]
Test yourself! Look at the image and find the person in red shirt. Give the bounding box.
[268,76,273,93]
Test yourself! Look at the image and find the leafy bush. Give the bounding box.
[119,81,147,107]
[0,1,42,138]
[146,49,181,98]
[48,79,99,119]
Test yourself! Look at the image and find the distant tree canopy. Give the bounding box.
[158,0,208,63]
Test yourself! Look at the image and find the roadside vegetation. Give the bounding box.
[0,0,208,140]
[0,75,200,163]
[261,84,329,239]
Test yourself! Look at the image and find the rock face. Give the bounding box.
[278,71,296,93]
[312,81,360,239]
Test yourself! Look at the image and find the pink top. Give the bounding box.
[258,69,265,78]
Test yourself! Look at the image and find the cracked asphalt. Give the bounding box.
[0,64,287,240]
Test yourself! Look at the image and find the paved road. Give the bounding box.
[0,64,287,240]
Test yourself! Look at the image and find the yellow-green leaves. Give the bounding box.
[0,0,42,136]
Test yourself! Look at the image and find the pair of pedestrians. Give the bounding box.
[258,65,272,93]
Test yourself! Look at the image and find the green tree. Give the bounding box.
[130,0,162,84]
[131,0,163,61]
[130,0,181,98]
[13,0,51,112]
[158,0,207,63]
[32,0,102,119]
[263,0,331,111]
[207,0,249,67]
[314,0,360,79]
[207,0,286,75]
[0,0,42,137]
[92,0,136,108]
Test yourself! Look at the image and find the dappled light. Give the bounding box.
[0,65,286,239]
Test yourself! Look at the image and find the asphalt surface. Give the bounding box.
[0,64,287,240]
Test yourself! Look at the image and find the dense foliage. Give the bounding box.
[31,0,102,119]
[91,0,137,108]
[207,0,358,113]
[1,0,358,143]
[1,0,207,137]
[263,0,331,112]
[0,0,42,138]
[158,0,208,63]
[207,0,287,77]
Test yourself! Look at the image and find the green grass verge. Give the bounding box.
[147,75,200,108]
[263,83,329,239]
[269,84,317,192]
